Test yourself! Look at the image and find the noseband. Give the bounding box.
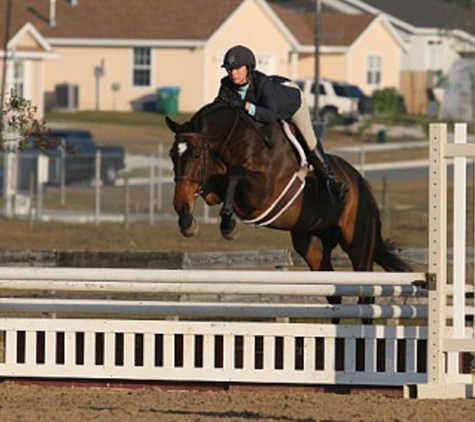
[173,133,212,197]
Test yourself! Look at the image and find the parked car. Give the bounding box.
[294,78,360,124]
[28,129,126,186]
[338,83,374,115]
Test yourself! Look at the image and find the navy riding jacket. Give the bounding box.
[216,70,301,124]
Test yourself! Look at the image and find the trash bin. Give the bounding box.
[157,86,180,115]
[377,129,387,144]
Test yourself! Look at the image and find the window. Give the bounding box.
[428,40,443,72]
[256,55,275,74]
[13,60,24,97]
[366,55,381,87]
[133,47,151,87]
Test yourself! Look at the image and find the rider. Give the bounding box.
[216,45,348,203]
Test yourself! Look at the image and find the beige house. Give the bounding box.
[0,20,56,118]
[1,0,405,115]
[272,7,406,95]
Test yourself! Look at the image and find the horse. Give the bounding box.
[166,102,411,319]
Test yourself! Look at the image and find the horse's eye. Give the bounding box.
[193,149,201,158]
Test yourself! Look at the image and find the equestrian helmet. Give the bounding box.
[221,45,256,70]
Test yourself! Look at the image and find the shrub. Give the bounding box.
[372,88,406,116]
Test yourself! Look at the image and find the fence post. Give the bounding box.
[359,145,365,176]
[94,150,101,226]
[123,174,130,229]
[35,155,47,221]
[60,139,66,206]
[149,155,155,225]
[382,176,390,235]
[157,143,163,211]
[28,172,35,228]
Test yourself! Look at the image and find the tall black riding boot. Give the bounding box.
[308,143,348,203]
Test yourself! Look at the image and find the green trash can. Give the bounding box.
[377,129,387,144]
[157,86,180,115]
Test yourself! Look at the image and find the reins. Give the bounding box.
[173,132,220,198]
[172,104,273,198]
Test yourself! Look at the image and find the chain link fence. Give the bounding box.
[0,143,218,225]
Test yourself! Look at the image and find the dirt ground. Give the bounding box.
[1,381,475,422]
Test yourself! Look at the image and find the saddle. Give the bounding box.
[280,120,308,168]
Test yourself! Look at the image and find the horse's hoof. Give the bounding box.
[180,218,198,237]
[221,218,239,240]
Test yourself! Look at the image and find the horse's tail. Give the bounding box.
[360,175,412,272]
[374,236,412,272]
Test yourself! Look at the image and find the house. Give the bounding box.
[321,0,475,113]
[270,4,405,96]
[0,3,57,118]
[0,0,404,115]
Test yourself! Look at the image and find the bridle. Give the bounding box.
[172,112,239,197]
[172,132,211,197]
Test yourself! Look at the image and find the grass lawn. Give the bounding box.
[45,110,193,154]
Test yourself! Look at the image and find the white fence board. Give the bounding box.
[0,318,427,385]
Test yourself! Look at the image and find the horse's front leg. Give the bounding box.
[220,167,243,240]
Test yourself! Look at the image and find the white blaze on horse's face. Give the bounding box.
[177,142,188,156]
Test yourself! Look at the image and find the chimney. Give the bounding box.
[49,0,57,27]
[70,0,78,5]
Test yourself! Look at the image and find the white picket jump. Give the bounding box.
[0,265,428,387]
[0,319,428,385]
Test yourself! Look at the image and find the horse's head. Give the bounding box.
[166,116,214,237]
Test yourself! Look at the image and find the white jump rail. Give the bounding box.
[0,267,426,284]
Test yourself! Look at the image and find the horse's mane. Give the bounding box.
[190,101,232,132]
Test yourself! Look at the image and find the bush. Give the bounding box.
[372,88,406,116]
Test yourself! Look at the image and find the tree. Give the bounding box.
[0,91,49,151]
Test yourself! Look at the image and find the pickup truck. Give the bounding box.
[38,129,126,186]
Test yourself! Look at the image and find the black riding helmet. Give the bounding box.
[221,45,256,70]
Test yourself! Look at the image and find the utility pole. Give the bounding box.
[313,0,322,123]
[1,0,13,122]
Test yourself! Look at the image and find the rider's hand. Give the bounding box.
[229,98,245,110]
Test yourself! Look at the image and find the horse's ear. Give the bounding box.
[165,116,182,134]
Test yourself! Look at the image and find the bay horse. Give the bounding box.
[166,102,411,317]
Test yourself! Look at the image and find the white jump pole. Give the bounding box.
[0,298,428,319]
[0,267,427,285]
[0,279,426,297]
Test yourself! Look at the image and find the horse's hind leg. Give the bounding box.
[291,231,340,324]
[340,214,377,324]
[291,231,327,271]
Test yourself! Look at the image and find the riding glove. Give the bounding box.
[229,98,245,110]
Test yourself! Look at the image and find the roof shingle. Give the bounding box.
[0,0,244,46]
[270,3,376,46]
